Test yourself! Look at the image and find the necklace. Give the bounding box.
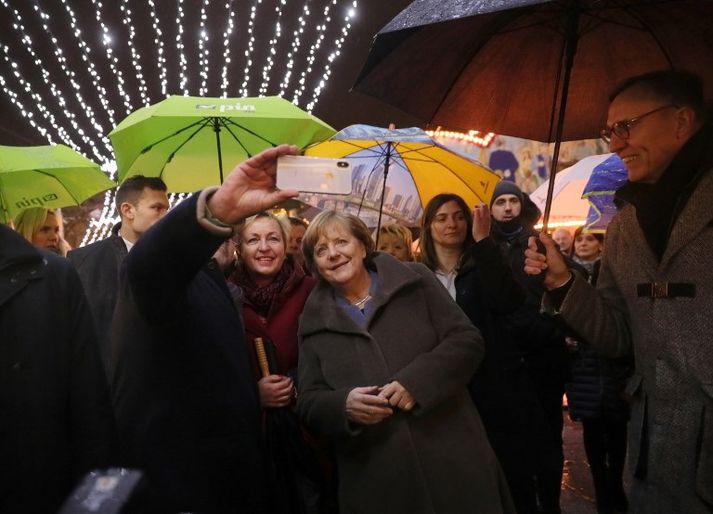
[351,293,372,310]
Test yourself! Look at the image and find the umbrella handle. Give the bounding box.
[254,337,271,378]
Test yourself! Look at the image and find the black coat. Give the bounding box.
[565,344,633,423]
[491,203,570,388]
[564,260,633,423]
[455,238,552,476]
[111,193,267,513]
[68,224,127,378]
[0,225,115,513]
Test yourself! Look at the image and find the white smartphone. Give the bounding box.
[277,155,352,195]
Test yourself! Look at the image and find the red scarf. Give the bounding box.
[234,258,294,317]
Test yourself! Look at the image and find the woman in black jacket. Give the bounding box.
[419,193,551,514]
[565,227,633,514]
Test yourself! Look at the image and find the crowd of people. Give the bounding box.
[1,69,712,514]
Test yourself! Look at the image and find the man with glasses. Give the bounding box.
[524,70,713,513]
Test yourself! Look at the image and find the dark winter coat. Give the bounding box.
[297,252,515,514]
[454,237,551,474]
[68,224,127,377]
[491,198,570,387]
[0,225,115,513]
[565,259,633,423]
[565,343,632,423]
[111,191,266,513]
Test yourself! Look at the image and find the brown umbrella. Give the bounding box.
[353,0,713,228]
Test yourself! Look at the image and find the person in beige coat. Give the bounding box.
[297,210,515,514]
[525,71,713,513]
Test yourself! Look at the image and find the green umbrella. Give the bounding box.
[109,95,336,192]
[0,144,115,223]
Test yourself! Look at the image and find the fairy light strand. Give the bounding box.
[198,0,211,97]
[1,46,83,154]
[306,0,356,111]
[220,0,236,97]
[91,0,134,116]
[292,0,337,105]
[258,0,286,96]
[278,1,310,97]
[147,0,168,97]
[239,0,263,97]
[58,0,116,129]
[176,0,189,95]
[120,0,151,106]
[426,128,497,148]
[0,72,56,145]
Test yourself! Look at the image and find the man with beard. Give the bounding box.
[490,181,568,514]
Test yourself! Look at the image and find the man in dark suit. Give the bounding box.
[68,176,168,376]
[112,145,300,513]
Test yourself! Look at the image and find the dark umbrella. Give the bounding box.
[353,0,713,229]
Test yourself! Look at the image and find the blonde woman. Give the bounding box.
[13,207,65,255]
[375,223,414,262]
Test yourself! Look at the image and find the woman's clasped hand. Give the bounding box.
[345,381,415,425]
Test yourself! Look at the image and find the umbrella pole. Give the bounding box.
[542,4,580,233]
[0,175,10,223]
[375,142,392,246]
[213,118,225,184]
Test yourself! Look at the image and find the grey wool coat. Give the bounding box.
[297,252,515,514]
[544,165,713,513]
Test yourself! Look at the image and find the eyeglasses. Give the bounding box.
[600,104,678,144]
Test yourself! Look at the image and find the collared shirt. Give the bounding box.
[434,268,458,300]
[122,237,135,253]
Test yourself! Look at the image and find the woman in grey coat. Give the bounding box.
[296,210,515,514]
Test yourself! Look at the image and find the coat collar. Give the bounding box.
[0,225,47,307]
[299,252,422,338]
[661,164,713,268]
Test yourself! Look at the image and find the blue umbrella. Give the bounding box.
[582,154,628,231]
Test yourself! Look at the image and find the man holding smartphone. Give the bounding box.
[111,145,299,513]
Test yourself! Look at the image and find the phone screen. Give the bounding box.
[277,155,352,194]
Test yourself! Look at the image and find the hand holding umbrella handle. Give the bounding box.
[207,144,301,224]
[524,234,572,290]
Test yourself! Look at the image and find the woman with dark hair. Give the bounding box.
[297,209,515,514]
[565,227,632,514]
[419,193,550,514]
[571,226,604,278]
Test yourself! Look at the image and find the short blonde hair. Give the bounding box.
[302,210,374,277]
[13,207,58,243]
[376,223,414,261]
[235,211,289,246]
